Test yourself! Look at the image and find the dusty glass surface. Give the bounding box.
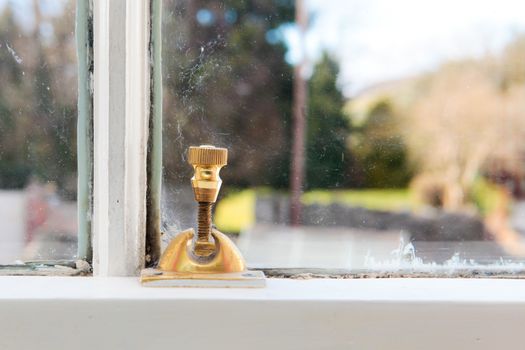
[0,0,78,264]
[161,0,525,274]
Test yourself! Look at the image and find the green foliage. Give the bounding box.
[0,3,78,193]
[0,162,31,189]
[470,177,505,215]
[215,188,256,233]
[306,53,351,189]
[162,0,294,189]
[352,99,412,188]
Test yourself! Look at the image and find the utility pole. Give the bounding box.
[290,0,308,226]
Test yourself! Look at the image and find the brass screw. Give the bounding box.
[187,145,228,257]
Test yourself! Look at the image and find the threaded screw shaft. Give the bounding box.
[197,202,213,243]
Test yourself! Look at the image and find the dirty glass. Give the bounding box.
[0,0,79,264]
[161,0,525,275]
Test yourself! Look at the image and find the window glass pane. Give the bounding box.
[161,0,525,274]
[0,0,78,264]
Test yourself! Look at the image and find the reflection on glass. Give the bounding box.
[162,0,525,273]
[0,0,77,264]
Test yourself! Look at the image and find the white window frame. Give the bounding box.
[1,1,524,349]
[92,0,150,276]
[0,277,524,349]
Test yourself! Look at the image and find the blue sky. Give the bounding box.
[0,0,66,29]
[2,0,524,98]
[286,0,525,96]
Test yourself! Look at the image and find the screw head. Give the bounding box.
[188,145,228,203]
[188,145,228,167]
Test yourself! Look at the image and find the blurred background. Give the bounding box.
[161,0,525,271]
[0,0,77,264]
[1,0,525,272]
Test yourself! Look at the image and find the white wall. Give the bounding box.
[0,190,26,264]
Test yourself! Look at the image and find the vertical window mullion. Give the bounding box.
[76,0,94,263]
[145,0,163,267]
[92,0,150,276]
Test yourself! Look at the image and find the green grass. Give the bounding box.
[470,177,505,215]
[215,190,256,233]
[302,188,415,211]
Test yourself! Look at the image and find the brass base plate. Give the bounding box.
[140,268,266,288]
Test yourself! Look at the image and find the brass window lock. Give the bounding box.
[141,145,265,287]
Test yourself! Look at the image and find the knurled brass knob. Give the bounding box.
[188,145,228,203]
[188,145,227,167]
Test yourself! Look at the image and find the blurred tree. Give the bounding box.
[405,59,525,209]
[500,34,525,89]
[162,0,294,190]
[0,7,31,188]
[305,53,350,189]
[0,1,78,195]
[352,99,412,188]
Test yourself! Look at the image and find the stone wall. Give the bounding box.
[255,195,490,241]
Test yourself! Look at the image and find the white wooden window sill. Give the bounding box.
[1,277,524,350]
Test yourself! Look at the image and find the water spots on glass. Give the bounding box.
[363,236,525,274]
[0,1,78,264]
[159,0,525,274]
[5,42,23,64]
